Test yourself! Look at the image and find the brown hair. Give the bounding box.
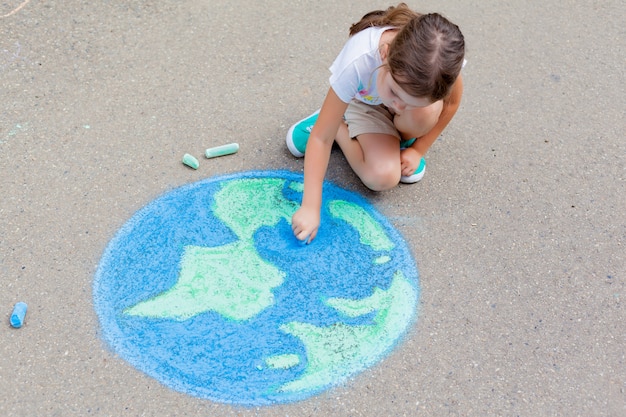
[349,3,420,36]
[350,4,465,102]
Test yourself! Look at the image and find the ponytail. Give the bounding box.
[349,3,420,36]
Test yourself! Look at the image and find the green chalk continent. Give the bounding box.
[214,178,299,240]
[125,178,299,321]
[278,271,417,393]
[265,354,301,370]
[328,200,394,251]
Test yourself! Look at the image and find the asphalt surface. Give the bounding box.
[1,0,624,416]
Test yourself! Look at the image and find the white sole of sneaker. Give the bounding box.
[400,166,426,184]
[285,110,320,158]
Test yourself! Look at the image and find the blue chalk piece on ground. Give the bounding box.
[10,302,27,328]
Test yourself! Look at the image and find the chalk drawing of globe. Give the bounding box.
[93,170,419,406]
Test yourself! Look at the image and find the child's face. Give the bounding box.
[377,68,431,114]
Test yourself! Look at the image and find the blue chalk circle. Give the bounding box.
[10,302,27,328]
[93,170,420,406]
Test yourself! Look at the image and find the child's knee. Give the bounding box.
[397,101,443,138]
[361,161,401,191]
[416,101,443,131]
[426,100,443,121]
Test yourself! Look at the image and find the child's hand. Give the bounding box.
[291,205,320,244]
[400,147,423,177]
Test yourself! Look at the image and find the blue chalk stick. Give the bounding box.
[298,235,310,246]
[10,302,27,328]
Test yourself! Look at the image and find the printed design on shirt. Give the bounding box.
[357,71,379,103]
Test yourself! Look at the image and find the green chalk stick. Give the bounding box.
[205,143,239,159]
[182,153,199,169]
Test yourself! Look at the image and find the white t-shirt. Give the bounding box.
[329,26,392,105]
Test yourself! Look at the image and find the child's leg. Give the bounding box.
[335,101,402,191]
[335,124,401,191]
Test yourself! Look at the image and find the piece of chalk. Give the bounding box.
[10,302,27,328]
[205,143,239,159]
[182,153,199,169]
[298,235,310,246]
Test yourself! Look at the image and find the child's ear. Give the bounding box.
[380,43,390,61]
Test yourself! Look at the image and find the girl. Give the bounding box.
[287,3,465,243]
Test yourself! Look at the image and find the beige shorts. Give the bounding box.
[344,99,401,140]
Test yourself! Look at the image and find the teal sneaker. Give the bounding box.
[286,110,320,157]
[400,157,426,184]
[399,138,416,149]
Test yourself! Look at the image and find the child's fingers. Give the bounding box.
[291,209,319,244]
[295,228,317,245]
[295,229,310,242]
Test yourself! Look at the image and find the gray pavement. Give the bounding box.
[1,0,624,416]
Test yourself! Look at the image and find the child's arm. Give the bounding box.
[292,88,348,243]
[400,74,464,175]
